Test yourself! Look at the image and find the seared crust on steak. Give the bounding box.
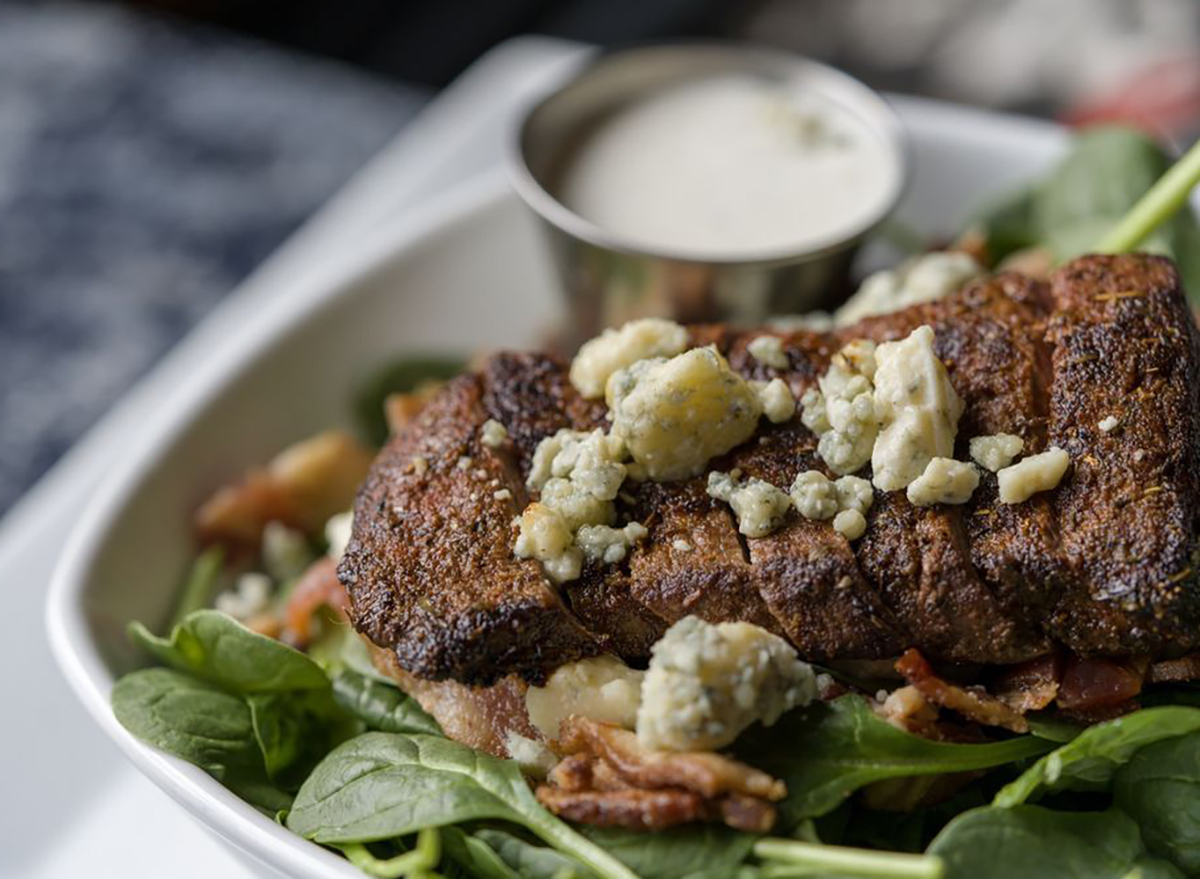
[341,254,1200,685]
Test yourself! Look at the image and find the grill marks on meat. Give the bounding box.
[342,369,601,683]
[342,255,1200,686]
[1045,257,1200,656]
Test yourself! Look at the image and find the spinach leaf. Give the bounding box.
[735,696,1054,823]
[1115,733,1200,873]
[993,705,1200,806]
[928,806,1182,879]
[579,825,756,879]
[168,546,225,630]
[974,126,1200,296]
[475,828,594,879]
[355,355,464,446]
[440,828,523,879]
[330,669,442,736]
[225,776,296,817]
[112,667,263,780]
[247,689,360,785]
[286,732,636,879]
[129,610,328,694]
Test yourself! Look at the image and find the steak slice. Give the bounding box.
[341,254,1200,686]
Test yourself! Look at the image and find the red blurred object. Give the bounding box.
[1061,55,1200,141]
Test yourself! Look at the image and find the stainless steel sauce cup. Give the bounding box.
[508,42,910,342]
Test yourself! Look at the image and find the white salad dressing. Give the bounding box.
[556,74,900,259]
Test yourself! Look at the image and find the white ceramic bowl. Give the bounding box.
[47,98,1075,877]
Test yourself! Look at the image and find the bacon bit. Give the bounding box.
[536,786,710,832]
[1056,655,1147,711]
[1148,653,1200,684]
[990,654,1063,714]
[875,686,939,736]
[196,431,372,550]
[283,557,348,647]
[557,716,785,801]
[1094,290,1143,302]
[895,649,1030,733]
[539,716,784,833]
[384,382,444,434]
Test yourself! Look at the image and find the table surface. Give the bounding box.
[0,32,586,878]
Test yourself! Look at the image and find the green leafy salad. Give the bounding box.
[112,127,1200,879]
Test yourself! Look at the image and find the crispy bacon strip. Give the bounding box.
[1056,655,1146,711]
[895,648,1030,733]
[557,716,785,801]
[990,654,1063,713]
[1148,653,1200,684]
[539,717,784,833]
[282,557,348,647]
[535,786,710,832]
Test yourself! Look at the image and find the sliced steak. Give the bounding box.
[342,254,1200,685]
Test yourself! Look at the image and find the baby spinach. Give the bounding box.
[286,732,636,879]
[331,669,442,736]
[580,825,756,879]
[973,126,1200,295]
[112,667,263,780]
[129,609,329,694]
[993,705,1200,806]
[1115,732,1200,873]
[440,828,526,879]
[928,806,1182,879]
[736,696,1054,823]
[474,828,594,879]
[355,355,465,446]
[168,546,226,630]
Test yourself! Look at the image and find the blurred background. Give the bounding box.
[2,0,1199,517]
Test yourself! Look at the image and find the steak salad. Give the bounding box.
[113,128,1200,878]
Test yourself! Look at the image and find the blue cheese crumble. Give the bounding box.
[707,471,792,538]
[607,346,762,481]
[871,325,964,492]
[906,457,980,506]
[569,317,690,399]
[800,340,878,475]
[636,616,818,751]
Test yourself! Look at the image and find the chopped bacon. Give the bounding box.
[876,685,940,736]
[1148,653,1200,684]
[1056,655,1147,711]
[283,557,349,647]
[535,786,710,832]
[990,654,1064,713]
[196,431,372,550]
[538,717,784,833]
[384,383,444,434]
[895,648,1030,734]
[556,716,785,801]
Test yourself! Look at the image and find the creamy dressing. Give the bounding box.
[556,74,899,259]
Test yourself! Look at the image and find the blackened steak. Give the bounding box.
[339,255,1200,685]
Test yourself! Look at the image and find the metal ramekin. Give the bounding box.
[508,42,910,343]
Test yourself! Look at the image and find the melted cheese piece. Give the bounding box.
[526,656,644,739]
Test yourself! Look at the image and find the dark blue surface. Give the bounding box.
[0,1,429,515]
